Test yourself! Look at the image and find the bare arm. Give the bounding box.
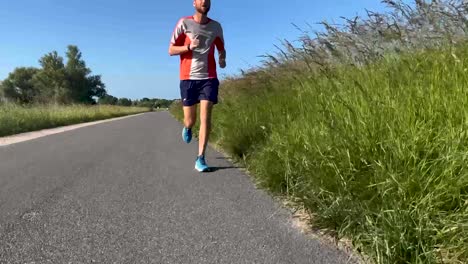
[219,49,226,60]
[216,25,226,68]
[168,38,199,56]
[169,44,190,56]
[218,49,226,68]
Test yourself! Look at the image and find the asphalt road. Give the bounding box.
[0,112,356,264]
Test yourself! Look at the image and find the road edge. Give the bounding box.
[0,113,147,147]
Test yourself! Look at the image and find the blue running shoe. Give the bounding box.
[182,127,192,143]
[195,155,210,172]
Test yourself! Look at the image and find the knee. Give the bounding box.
[185,117,196,128]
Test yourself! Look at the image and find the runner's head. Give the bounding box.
[193,0,211,15]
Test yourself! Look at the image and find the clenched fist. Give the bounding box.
[189,37,200,50]
[219,58,226,68]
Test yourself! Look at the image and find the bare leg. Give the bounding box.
[183,105,197,129]
[198,100,213,156]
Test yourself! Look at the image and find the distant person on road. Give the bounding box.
[168,0,226,172]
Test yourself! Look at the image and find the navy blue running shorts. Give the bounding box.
[180,78,219,106]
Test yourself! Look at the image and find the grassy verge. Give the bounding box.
[170,45,468,263]
[0,104,151,137]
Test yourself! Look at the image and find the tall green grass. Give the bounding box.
[0,104,150,137]
[170,45,468,263]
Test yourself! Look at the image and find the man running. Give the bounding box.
[169,0,226,172]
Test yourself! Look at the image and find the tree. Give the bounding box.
[0,45,107,105]
[33,51,70,104]
[154,99,173,108]
[85,75,106,103]
[65,45,106,104]
[0,67,40,103]
[65,45,90,103]
[136,97,153,108]
[117,97,132,106]
[99,94,118,105]
[133,98,174,108]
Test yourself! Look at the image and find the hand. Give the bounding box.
[189,37,200,50]
[219,58,226,68]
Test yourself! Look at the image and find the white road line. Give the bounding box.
[0,113,146,147]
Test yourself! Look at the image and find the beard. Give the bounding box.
[196,6,210,15]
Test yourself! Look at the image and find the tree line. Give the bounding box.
[100,96,174,108]
[0,45,174,108]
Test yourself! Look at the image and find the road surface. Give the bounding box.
[0,112,356,264]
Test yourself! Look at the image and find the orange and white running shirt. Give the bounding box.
[171,16,225,80]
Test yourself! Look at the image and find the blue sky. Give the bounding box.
[0,0,390,100]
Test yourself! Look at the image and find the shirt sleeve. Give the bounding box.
[214,24,225,52]
[170,18,186,46]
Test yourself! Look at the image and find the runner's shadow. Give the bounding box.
[209,166,239,172]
